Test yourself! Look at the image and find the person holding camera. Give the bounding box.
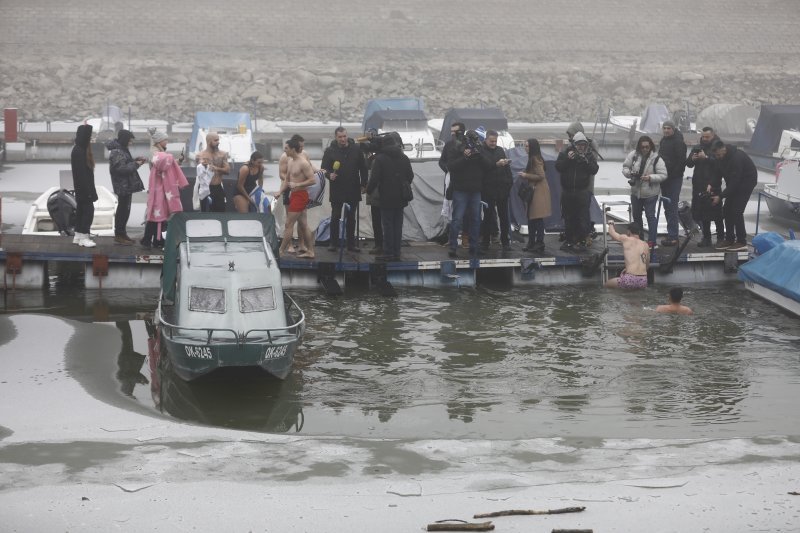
[657,121,687,247]
[443,127,493,258]
[555,132,598,251]
[686,127,724,247]
[480,130,514,252]
[622,135,667,250]
[107,129,146,245]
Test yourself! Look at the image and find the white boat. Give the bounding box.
[761,132,800,225]
[362,98,442,161]
[22,172,118,236]
[186,112,256,164]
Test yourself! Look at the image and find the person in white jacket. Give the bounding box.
[622,135,668,249]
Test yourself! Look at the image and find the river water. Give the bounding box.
[2,283,798,440]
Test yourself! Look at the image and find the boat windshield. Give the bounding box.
[240,286,276,313]
[189,286,226,313]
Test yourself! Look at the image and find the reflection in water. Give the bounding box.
[146,322,304,433]
[4,282,800,439]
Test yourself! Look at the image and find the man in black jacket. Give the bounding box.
[106,129,146,245]
[658,120,687,246]
[686,127,724,247]
[321,127,368,252]
[555,132,599,251]
[710,141,757,252]
[480,130,514,251]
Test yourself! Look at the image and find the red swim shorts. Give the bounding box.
[288,189,309,212]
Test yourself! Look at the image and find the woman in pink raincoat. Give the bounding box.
[141,137,189,248]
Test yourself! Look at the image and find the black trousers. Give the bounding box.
[481,197,510,245]
[330,201,357,246]
[723,189,754,243]
[115,193,132,236]
[371,205,383,248]
[561,189,590,244]
[75,197,95,234]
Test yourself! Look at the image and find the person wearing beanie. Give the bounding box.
[106,129,146,245]
[657,120,687,246]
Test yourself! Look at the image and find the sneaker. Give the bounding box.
[78,236,97,248]
[727,242,748,252]
[715,240,735,250]
[660,237,678,247]
[697,236,712,248]
[72,232,84,245]
[114,235,133,246]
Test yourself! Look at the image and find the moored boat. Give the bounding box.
[22,182,118,236]
[156,212,305,381]
[763,157,800,225]
[739,237,800,317]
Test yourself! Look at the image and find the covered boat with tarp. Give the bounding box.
[747,105,800,170]
[739,238,800,317]
[695,103,758,138]
[438,107,515,149]
[156,212,305,381]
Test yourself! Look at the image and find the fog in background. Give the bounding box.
[0,0,798,123]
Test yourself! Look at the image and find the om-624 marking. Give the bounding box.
[263,345,288,359]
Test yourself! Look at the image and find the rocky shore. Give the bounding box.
[2,47,798,124]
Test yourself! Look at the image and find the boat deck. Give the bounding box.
[1,232,748,291]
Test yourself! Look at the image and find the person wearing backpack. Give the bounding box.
[622,135,667,251]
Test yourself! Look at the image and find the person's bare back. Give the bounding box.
[605,221,650,289]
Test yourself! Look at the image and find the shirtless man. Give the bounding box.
[277,134,313,253]
[605,220,650,289]
[279,137,316,259]
[656,286,694,315]
[197,132,229,212]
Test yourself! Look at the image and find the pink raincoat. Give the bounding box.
[145,152,189,222]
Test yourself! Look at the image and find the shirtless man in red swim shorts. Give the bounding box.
[278,137,317,259]
[605,220,650,289]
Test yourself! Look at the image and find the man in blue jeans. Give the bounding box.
[442,128,491,258]
[657,120,687,246]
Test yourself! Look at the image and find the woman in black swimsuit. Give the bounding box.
[234,151,265,213]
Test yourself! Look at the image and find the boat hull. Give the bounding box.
[762,185,800,225]
[743,280,800,317]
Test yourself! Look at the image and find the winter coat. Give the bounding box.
[144,152,189,223]
[106,139,145,196]
[321,138,368,205]
[443,141,491,193]
[658,130,687,181]
[366,145,414,209]
[622,150,667,199]
[555,145,599,192]
[712,144,758,199]
[481,144,513,201]
[686,136,720,195]
[70,124,98,203]
[519,156,552,220]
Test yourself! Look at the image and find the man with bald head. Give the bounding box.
[197,132,230,212]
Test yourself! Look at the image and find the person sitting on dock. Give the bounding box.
[656,286,694,315]
[197,133,229,212]
[605,221,650,289]
[279,137,317,259]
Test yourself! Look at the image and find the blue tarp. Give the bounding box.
[188,112,252,155]
[361,98,426,132]
[739,239,800,302]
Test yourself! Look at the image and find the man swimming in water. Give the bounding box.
[656,286,694,315]
[605,220,650,289]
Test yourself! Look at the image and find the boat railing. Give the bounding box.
[157,293,305,347]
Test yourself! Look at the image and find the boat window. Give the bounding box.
[189,286,226,313]
[415,142,434,151]
[186,219,223,238]
[228,220,264,238]
[403,144,413,151]
[240,286,276,313]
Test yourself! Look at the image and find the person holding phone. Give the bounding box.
[107,129,146,245]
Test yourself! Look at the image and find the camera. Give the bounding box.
[627,171,641,186]
[358,129,402,155]
[462,130,482,154]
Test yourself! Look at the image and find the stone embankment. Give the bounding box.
[1,48,797,124]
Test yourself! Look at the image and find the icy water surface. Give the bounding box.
[2,283,798,440]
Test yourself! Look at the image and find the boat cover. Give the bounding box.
[361,98,425,132]
[161,212,279,302]
[739,239,800,302]
[638,104,670,134]
[439,108,509,144]
[188,112,252,157]
[749,105,800,155]
[696,104,758,137]
[363,109,429,133]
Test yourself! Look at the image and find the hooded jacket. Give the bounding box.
[321,138,368,204]
[622,149,667,199]
[658,129,687,180]
[366,143,414,209]
[70,124,98,202]
[712,144,758,199]
[442,139,491,193]
[555,135,599,192]
[106,137,144,196]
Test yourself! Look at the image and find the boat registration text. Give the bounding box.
[184,345,213,359]
[263,345,288,359]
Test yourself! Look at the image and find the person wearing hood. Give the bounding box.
[321,127,368,252]
[657,120,687,246]
[710,140,757,252]
[555,131,599,251]
[70,124,98,247]
[106,129,146,245]
[567,121,600,238]
[365,133,414,261]
[479,130,514,252]
[142,141,189,248]
[686,127,724,247]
